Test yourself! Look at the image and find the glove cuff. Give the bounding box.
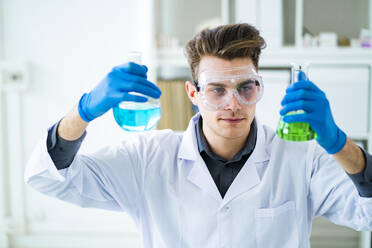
[326,128,347,154]
[78,93,95,122]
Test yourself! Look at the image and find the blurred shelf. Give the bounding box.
[156,48,188,68]
[156,47,372,71]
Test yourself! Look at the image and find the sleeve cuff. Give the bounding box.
[346,147,372,197]
[47,121,60,150]
[46,120,87,170]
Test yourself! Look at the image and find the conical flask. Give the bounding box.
[276,64,316,141]
[113,51,161,131]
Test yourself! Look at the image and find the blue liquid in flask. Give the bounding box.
[113,101,161,131]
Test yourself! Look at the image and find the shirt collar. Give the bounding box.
[195,116,257,163]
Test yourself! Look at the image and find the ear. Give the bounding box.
[185,80,199,106]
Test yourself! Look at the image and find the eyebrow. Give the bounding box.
[206,79,259,86]
[239,79,260,86]
[207,83,229,87]
[239,79,256,84]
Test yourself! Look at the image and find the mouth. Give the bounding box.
[220,118,245,124]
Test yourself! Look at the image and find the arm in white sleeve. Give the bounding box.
[345,147,372,197]
[25,131,144,217]
[309,145,372,231]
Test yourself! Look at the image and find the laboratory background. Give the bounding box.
[1,0,372,247]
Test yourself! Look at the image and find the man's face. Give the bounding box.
[186,55,258,141]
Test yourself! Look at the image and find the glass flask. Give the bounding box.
[113,51,161,131]
[276,64,316,141]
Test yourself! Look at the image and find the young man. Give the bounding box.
[25,23,372,247]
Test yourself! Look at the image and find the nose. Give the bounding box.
[224,93,242,112]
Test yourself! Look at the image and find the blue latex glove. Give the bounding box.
[279,70,346,154]
[78,62,161,122]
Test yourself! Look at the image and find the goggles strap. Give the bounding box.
[193,81,200,92]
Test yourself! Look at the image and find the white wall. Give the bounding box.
[1,0,154,247]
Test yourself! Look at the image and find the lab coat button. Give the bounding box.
[224,206,230,212]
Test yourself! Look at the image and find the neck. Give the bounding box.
[202,126,250,161]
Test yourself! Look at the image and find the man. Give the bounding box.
[25,23,372,247]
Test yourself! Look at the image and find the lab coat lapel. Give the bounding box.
[178,114,200,161]
[178,114,222,202]
[186,156,222,202]
[221,120,269,206]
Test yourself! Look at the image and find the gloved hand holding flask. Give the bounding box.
[279,67,347,154]
[78,52,162,131]
[277,64,316,142]
[112,52,162,131]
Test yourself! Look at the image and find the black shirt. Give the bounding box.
[195,117,257,198]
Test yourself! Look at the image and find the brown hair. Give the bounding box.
[184,23,266,82]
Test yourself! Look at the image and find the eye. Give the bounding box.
[213,87,226,94]
[239,80,255,91]
[242,85,253,91]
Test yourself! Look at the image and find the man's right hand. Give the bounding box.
[78,62,162,122]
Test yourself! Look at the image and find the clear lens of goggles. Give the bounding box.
[198,66,264,110]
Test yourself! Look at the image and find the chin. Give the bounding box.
[220,130,247,140]
[217,122,248,138]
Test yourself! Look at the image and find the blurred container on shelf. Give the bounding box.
[350,38,361,47]
[360,29,372,48]
[338,37,351,47]
[303,33,313,47]
[319,32,338,48]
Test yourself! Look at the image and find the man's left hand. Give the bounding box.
[279,71,346,154]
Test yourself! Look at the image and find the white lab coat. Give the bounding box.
[25,113,372,248]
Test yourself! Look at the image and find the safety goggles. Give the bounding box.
[194,65,264,110]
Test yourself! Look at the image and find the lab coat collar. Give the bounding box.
[178,113,269,163]
[178,113,201,161]
[178,114,270,205]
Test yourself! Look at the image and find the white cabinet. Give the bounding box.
[256,64,371,138]
[308,64,370,137]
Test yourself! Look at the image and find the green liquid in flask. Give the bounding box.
[276,64,316,142]
[277,111,316,141]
